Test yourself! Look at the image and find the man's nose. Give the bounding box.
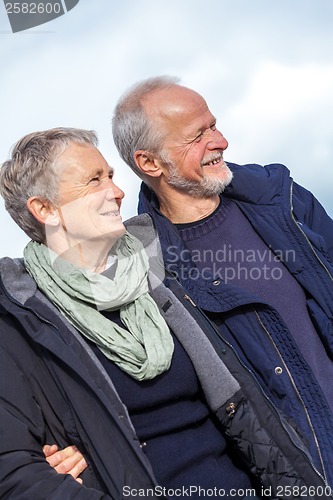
[207,129,228,151]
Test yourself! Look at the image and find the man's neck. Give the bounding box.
[158,190,220,224]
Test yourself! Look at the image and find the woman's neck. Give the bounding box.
[48,239,114,273]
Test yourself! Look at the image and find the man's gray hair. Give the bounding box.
[0,127,98,244]
[112,75,180,178]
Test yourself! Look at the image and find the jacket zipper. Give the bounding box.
[286,180,333,482]
[182,292,329,489]
[254,308,328,485]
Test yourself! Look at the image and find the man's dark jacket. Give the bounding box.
[138,162,333,488]
[0,214,331,499]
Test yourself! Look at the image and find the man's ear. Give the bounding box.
[27,196,59,226]
[134,150,163,178]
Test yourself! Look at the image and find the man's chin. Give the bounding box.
[213,167,233,188]
[172,178,231,198]
[167,163,233,198]
[195,167,233,197]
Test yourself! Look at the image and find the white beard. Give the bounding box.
[165,157,233,198]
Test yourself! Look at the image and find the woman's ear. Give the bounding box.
[27,197,59,226]
[134,150,163,178]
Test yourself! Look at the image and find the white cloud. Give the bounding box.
[229,61,333,124]
[221,62,333,212]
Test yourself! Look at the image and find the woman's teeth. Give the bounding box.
[101,211,118,216]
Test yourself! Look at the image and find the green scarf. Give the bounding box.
[23,232,174,381]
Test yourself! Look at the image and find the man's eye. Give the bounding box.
[195,133,203,142]
[89,177,100,183]
[210,124,217,131]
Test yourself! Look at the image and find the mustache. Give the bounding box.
[201,152,222,166]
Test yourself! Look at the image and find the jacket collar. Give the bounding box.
[224,162,291,206]
[0,256,36,305]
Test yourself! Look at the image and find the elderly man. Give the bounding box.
[112,76,333,488]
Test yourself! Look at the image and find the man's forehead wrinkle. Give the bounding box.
[150,98,207,120]
[148,102,209,138]
[146,88,206,116]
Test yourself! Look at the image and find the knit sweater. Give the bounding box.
[176,197,333,411]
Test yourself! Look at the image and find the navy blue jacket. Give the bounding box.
[138,162,333,487]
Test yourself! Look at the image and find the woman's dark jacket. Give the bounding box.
[138,162,333,489]
[0,213,331,499]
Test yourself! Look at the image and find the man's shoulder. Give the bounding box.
[225,162,291,204]
[227,161,290,178]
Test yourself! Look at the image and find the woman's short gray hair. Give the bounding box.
[0,127,98,243]
[112,75,180,178]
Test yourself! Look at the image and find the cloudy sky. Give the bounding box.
[1,0,332,257]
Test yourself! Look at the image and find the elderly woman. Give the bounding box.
[0,128,329,499]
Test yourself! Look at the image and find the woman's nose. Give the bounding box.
[105,181,125,201]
